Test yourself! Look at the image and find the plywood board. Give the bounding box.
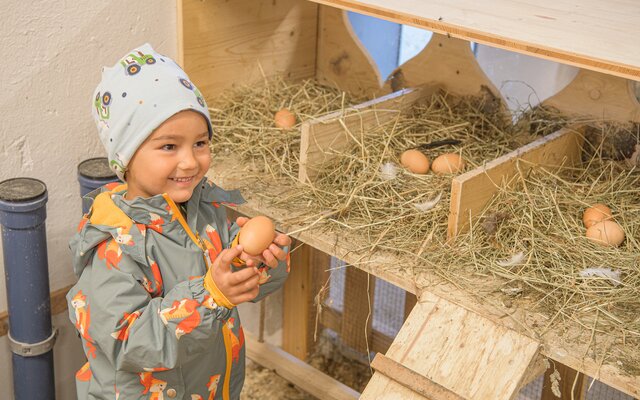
[543,69,640,123]
[316,6,381,97]
[179,0,318,98]
[381,33,504,102]
[299,85,437,183]
[361,291,540,399]
[306,0,640,81]
[448,125,585,238]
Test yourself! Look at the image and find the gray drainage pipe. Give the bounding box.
[0,178,56,400]
[77,157,119,214]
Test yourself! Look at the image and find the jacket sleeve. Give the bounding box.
[67,244,232,373]
[227,222,290,303]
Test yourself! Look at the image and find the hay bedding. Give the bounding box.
[209,78,640,376]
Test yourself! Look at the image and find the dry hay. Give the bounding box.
[274,90,528,255]
[208,76,364,179]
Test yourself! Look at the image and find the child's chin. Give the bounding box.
[168,189,194,203]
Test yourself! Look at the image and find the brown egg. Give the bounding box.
[400,150,430,174]
[239,216,276,256]
[431,153,466,175]
[586,220,625,247]
[274,108,296,129]
[582,203,612,228]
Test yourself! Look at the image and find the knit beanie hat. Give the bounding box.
[91,43,213,181]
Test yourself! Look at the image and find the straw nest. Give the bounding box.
[208,77,364,179]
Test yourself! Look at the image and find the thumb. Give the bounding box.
[215,245,244,272]
[236,217,249,227]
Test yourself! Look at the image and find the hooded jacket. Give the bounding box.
[67,178,289,400]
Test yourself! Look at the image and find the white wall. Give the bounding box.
[0,2,177,399]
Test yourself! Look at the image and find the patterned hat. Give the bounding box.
[91,43,212,181]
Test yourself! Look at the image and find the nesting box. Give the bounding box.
[180,1,640,398]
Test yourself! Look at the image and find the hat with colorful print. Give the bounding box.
[91,43,212,181]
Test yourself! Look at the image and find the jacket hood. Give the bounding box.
[69,178,244,277]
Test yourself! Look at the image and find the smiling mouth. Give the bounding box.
[170,176,196,183]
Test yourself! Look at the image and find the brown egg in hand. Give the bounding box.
[586,220,625,247]
[582,203,612,228]
[274,109,296,129]
[431,153,466,175]
[239,216,277,256]
[400,149,430,174]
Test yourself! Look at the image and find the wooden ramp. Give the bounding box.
[361,291,540,400]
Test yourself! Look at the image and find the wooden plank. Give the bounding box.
[361,291,540,400]
[306,0,640,81]
[180,0,318,98]
[381,33,504,102]
[541,364,586,400]
[282,240,323,360]
[543,69,640,123]
[245,331,360,400]
[447,125,585,238]
[341,266,374,353]
[299,85,437,183]
[316,5,381,98]
[0,285,72,338]
[370,353,465,400]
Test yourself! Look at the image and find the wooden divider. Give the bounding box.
[447,125,586,238]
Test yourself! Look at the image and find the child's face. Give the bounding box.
[125,110,211,203]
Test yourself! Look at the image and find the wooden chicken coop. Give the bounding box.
[178,0,640,399]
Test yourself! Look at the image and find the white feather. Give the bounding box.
[579,267,622,286]
[379,162,399,181]
[414,192,443,212]
[496,251,526,267]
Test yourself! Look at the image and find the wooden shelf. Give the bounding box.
[307,0,640,82]
[207,160,640,398]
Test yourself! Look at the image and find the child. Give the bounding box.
[67,44,291,400]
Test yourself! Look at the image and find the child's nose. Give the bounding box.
[179,149,199,170]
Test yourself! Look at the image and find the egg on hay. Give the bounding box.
[274,108,296,129]
[586,220,625,247]
[431,153,466,175]
[582,203,613,228]
[239,216,276,256]
[400,149,430,174]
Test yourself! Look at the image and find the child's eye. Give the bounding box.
[161,144,176,151]
[195,140,208,148]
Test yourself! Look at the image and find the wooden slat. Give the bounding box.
[541,364,586,400]
[283,240,328,360]
[371,353,465,400]
[341,267,374,353]
[299,85,435,183]
[403,291,417,322]
[381,33,504,101]
[361,291,540,400]
[306,0,640,81]
[447,125,585,238]
[316,6,381,97]
[180,0,318,98]
[543,69,640,123]
[245,331,360,400]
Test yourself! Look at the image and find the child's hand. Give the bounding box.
[209,245,261,305]
[236,217,292,268]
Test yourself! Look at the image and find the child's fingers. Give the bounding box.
[268,243,287,261]
[232,285,260,304]
[227,266,260,286]
[273,232,291,247]
[218,245,244,268]
[261,249,278,269]
[235,216,249,227]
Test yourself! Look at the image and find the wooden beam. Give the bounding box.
[541,364,586,400]
[371,353,465,400]
[448,125,585,238]
[283,240,330,360]
[245,331,360,400]
[403,291,417,322]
